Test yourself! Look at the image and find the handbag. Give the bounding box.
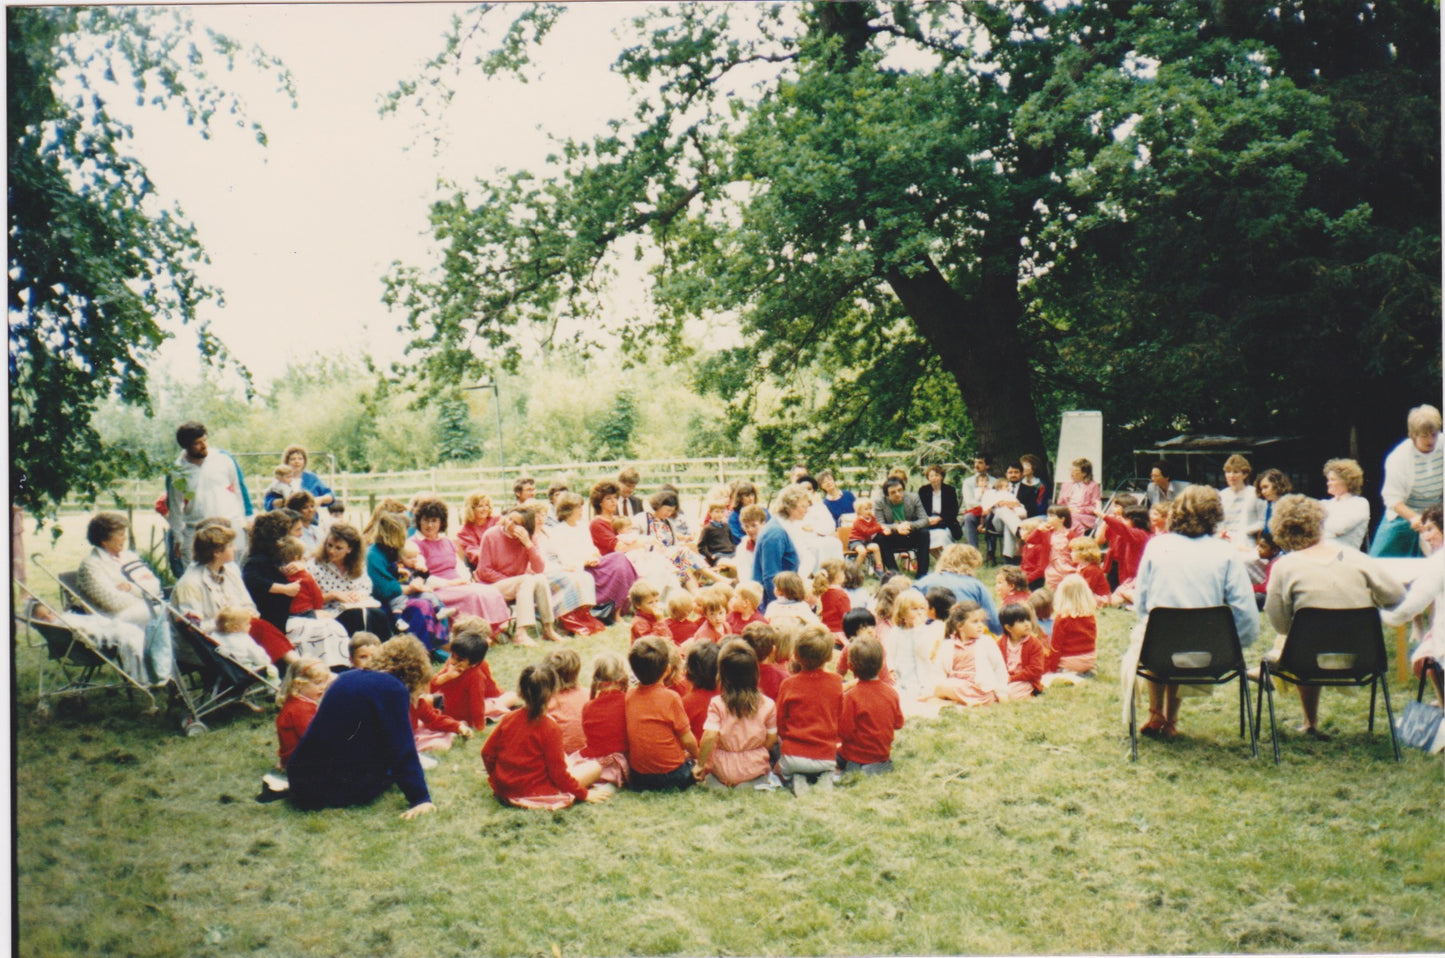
[1395,699,1444,753]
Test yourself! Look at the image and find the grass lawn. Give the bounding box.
[12,519,1445,956]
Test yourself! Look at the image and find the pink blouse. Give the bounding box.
[702,694,777,787]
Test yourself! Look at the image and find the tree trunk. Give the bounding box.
[885,258,1047,470]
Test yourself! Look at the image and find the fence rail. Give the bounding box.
[60,452,953,517]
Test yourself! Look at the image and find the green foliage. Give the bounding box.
[592,388,639,460]
[7,7,290,521]
[434,390,486,464]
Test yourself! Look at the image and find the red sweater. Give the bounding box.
[412,694,464,734]
[1078,563,1111,600]
[1045,616,1097,672]
[680,686,717,743]
[725,610,767,634]
[285,568,326,616]
[630,610,671,644]
[1099,515,1150,583]
[759,662,789,702]
[998,635,1046,692]
[481,710,586,805]
[819,587,850,634]
[431,661,502,728]
[1021,525,1053,582]
[472,524,545,583]
[837,678,904,765]
[667,616,702,646]
[625,683,691,775]
[776,668,844,761]
[581,688,628,758]
[276,695,318,768]
[847,515,883,543]
[837,641,894,686]
[546,686,589,755]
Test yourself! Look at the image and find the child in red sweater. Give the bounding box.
[542,648,588,756]
[741,621,789,701]
[845,498,886,575]
[1068,537,1112,605]
[775,624,844,795]
[665,591,703,646]
[997,603,1046,699]
[429,619,520,726]
[1093,503,1153,606]
[481,663,607,810]
[275,658,330,769]
[280,537,327,616]
[725,582,768,635]
[691,587,731,643]
[625,636,699,791]
[680,641,720,743]
[580,652,630,787]
[813,560,851,638]
[628,581,672,644]
[1043,575,1098,680]
[994,565,1032,608]
[836,635,903,774]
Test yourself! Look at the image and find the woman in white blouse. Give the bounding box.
[306,522,393,638]
[1320,458,1371,551]
[1217,454,1262,546]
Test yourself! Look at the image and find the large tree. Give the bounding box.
[384,1,1438,478]
[8,7,289,518]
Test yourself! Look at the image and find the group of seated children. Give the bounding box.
[1014,496,1157,609]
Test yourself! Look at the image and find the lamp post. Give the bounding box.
[463,379,506,474]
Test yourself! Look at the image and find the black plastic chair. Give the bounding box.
[1129,606,1258,761]
[1253,607,1400,764]
[1418,657,1443,707]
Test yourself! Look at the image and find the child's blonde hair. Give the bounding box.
[793,624,833,670]
[892,590,928,628]
[1069,536,1102,565]
[589,651,629,698]
[277,536,305,563]
[1053,574,1097,619]
[772,622,798,665]
[772,571,806,602]
[734,581,763,611]
[696,587,729,617]
[812,558,845,596]
[873,575,914,623]
[276,657,329,707]
[272,465,291,480]
[542,647,582,689]
[854,497,874,515]
[666,591,696,620]
[216,606,252,634]
[629,579,660,612]
[936,544,983,575]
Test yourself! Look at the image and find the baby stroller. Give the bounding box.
[162,599,282,736]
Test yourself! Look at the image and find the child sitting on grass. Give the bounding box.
[997,603,1045,700]
[625,636,699,791]
[1042,574,1098,684]
[775,624,844,795]
[814,560,850,638]
[429,618,520,726]
[689,587,728,643]
[845,498,886,575]
[580,651,630,788]
[994,566,1031,608]
[766,572,819,628]
[665,591,702,646]
[869,574,914,653]
[348,631,381,669]
[934,601,1010,707]
[726,581,767,634]
[742,622,789,701]
[1069,536,1112,605]
[543,648,589,756]
[681,641,720,743]
[481,664,609,810]
[628,580,671,644]
[836,635,904,775]
[694,638,780,790]
[276,658,330,769]
[886,590,946,713]
[1028,587,1055,640]
[842,561,869,609]
[836,608,890,685]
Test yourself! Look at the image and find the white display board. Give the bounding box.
[1056,410,1104,485]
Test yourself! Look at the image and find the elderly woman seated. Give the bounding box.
[1263,494,1407,738]
[70,511,171,685]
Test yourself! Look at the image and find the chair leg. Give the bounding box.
[1261,664,1280,765]
[1368,679,1378,733]
[1240,675,1258,758]
[1129,679,1139,762]
[1379,675,1401,762]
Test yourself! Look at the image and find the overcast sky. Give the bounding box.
[118,2,648,385]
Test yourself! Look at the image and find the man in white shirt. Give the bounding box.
[165,421,252,574]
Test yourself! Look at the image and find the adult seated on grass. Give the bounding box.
[1369,404,1443,558]
[286,635,435,819]
[913,544,1001,635]
[1262,494,1406,739]
[1119,485,1259,740]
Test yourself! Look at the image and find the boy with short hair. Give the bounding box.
[836,608,889,684]
[629,580,671,644]
[625,636,699,790]
[837,635,904,775]
[923,586,955,624]
[665,591,702,646]
[775,624,845,795]
[348,631,381,669]
[429,618,519,724]
[741,621,788,700]
[726,581,768,635]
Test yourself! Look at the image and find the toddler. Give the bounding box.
[997,603,1045,699]
[741,621,789,701]
[775,624,844,795]
[629,581,671,644]
[845,498,886,574]
[275,658,330,769]
[813,560,850,637]
[766,572,820,628]
[214,605,274,676]
[625,636,699,791]
[264,466,298,512]
[430,618,520,726]
[1068,537,1112,605]
[580,651,630,788]
[680,641,721,743]
[725,581,767,634]
[694,638,779,789]
[481,664,607,810]
[279,537,327,618]
[1043,574,1098,681]
[691,587,730,643]
[348,631,381,669]
[935,601,1010,707]
[542,648,589,756]
[994,565,1031,608]
[665,591,702,646]
[836,635,904,774]
[697,500,737,566]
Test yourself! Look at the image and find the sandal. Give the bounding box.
[1139,713,1167,739]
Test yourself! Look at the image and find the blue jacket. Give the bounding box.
[752,518,799,609]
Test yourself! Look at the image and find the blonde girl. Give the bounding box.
[813,559,850,636]
[870,574,915,652]
[542,648,588,756]
[886,591,947,709]
[694,639,780,789]
[1067,536,1112,605]
[579,652,630,787]
[275,658,331,769]
[1046,573,1098,675]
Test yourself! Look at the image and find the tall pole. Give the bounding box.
[464,380,506,475]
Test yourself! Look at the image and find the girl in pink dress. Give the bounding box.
[695,639,779,789]
[935,601,1011,707]
[409,497,510,632]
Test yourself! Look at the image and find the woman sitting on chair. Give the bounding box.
[67,511,171,685]
[1264,495,1406,738]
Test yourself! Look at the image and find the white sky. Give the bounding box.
[117,2,654,385]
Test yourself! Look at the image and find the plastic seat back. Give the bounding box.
[1138,606,1245,684]
[1272,607,1386,686]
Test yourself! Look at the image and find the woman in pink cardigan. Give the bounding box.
[1054,458,1101,536]
[473,506,562,644]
